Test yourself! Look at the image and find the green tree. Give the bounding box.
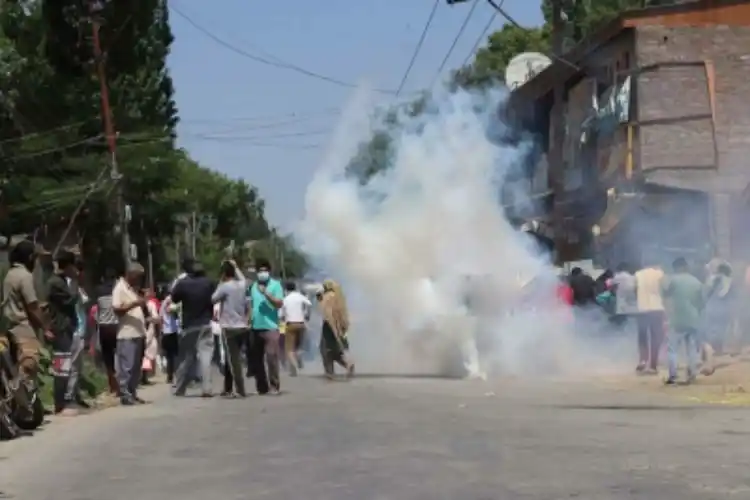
[0,1,309,282]
[452,24,549,89]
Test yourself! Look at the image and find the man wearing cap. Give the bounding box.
[171,261,217,397]
[112,262,151,405]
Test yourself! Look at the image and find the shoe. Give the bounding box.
[134,396,147,405]
[635,362,646,373]
[201,393,213,398]
[686,371,697,384]
[664,377,677,386]
[57,406,80,417]
[120,397,136,406]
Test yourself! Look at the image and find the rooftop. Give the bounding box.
[513,0,750,101]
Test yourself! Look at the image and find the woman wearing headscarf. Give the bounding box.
[318,279,354,379]
[703,259,737,368]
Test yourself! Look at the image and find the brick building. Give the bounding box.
[509,0,750,268]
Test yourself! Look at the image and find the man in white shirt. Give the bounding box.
[280,281,311,376]
[634,262,666,374]
[112,262,150,405]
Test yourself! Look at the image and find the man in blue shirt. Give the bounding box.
[248,258,284,395]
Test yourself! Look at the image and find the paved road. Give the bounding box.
[2,374,750,500]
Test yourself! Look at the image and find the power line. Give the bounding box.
[179,108,341,125]
[0,135,102,161]
[395,0,441,97]
[171,5,397,94]
[482,0,577,70]
[431,0,480,86]
[118,136,321,150]
[460,8,497,66]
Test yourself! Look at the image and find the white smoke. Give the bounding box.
[298,87,630,378]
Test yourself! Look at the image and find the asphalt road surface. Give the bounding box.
[2,373,750,500]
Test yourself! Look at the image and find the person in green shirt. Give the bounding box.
[662,257,704,385]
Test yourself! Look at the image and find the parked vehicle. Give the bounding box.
[0,336,45,439]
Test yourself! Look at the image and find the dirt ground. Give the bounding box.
[599,349,750,405]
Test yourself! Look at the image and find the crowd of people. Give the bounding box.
[1,239,355,418]
[561,256,743,384]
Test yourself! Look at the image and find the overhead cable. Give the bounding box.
[395,0,441,97]
[431,0,480,86]
[171,5,397,94]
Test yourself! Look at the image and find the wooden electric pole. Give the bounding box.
[90,0,130,266]
[549,0,566,264]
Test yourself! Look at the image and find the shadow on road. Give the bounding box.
[551,403,746,411]
[307,373,463,381]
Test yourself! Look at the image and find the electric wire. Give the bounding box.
[52,164,111,256]
[431,0,480,87]
[483,0,578,70]
[171,5,397,94]
[395,0,441,97]
[460,7,498,67]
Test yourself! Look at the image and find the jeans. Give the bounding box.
[222,328,247,396]
[116,337,144,399]
[65,335,85,403]
[667,327,699,380]
[174,325,214,396]
[249,329,280,394]
[637,311,665,370]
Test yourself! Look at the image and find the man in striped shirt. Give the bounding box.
[94,269,119,394]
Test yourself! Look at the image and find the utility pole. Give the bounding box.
[174,231,180,276]
[549,0,566,265]
[191,211,197,258]
[90,0,130,265]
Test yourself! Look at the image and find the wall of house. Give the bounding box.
[635,24,750,258]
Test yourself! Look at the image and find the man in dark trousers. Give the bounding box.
[46,250,82,416]
[171,261,216,397]
[248,259,284,395]
[212,260,249,398]
[94,268,119,394]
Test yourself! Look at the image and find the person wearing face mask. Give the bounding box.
[46,250,83,416]
[248,259,284,395]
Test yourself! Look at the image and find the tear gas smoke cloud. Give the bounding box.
[298,86,631,378]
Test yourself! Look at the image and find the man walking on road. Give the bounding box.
[212,260,249,397]
[47,250,82,416]
[280,281,311,376]
[112,263,149,406]
[634,261,666,374]
[662,257,704,385]
[171,261,216,397]
[249,259,283,395]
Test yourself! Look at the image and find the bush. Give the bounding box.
[37,346,109,409]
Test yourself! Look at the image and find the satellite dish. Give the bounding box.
[504,52,552,90]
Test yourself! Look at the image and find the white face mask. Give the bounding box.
[256,271,270,282]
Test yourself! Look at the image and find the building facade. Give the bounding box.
[509,0,750,268]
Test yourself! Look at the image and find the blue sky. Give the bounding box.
[167,0,543,230]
